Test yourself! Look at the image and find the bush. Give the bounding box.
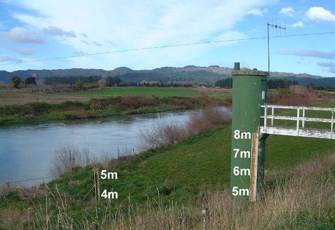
[186,106,230,136]
[54,101,87,110]
[24,77,37,86]
[74,80,84,90]
[97,79,106,88]
[268,86,317,106]
[142,106,230,148]
[89,97,120,111]
[51,146,91,177]
[142,125,187,148]
[11,76,21,89]
[89,96,160,111]
[15,103,51,116]
[64,109,91,120]
[119,96,159,109]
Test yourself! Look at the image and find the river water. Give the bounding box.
[0,107,229,186]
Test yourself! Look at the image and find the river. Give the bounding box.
[0,107,230,186]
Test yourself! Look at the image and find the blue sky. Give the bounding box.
[0,0,334,76]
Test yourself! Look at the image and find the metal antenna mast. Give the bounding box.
[267,23,286,75]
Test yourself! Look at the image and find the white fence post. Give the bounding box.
[331,109,334,138]
[264,105,267,130]
[296,108,300,135]
[271,107,274,126]
[302,108,305,128]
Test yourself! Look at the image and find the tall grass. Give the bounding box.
[142,106,231,148]
[267,86,329,106]
[2,153,333,229]
[51,146,92,177]
[106,153,335,229]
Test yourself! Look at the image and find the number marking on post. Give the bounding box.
[233,148,251,158]
[234,130,252,140]
[100,170,118,180]
[101,189,118,199]
[232,186,249,196]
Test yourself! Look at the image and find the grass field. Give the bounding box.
[0,89,89,106]
[0,87,207,106]
[62,87,202,98]
[0,87,230,126]
[0,96,221,126]
[1,124,334,227]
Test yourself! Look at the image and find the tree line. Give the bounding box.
[10,75,122,88]
[215,78,299,89]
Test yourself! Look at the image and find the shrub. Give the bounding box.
[268,86,317,106]
[186,106,230,136]
[97,79,106,88]
[142,106,230,148]
[89,97,120,111]
[119,96,159,109]
[11,76,21,89]
[142,124,187,148]
[74,80,84,90]
[54,101,86,111]
[16,103,50,116]
[24,77,37,86]
[51,146,91,177]
[64,109,91,120]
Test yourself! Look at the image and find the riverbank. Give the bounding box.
[0,95,227,126]
[1,124,334,228]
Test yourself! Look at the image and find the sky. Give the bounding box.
[0,0,334,76]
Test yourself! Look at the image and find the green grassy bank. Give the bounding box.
[0,95,224,126]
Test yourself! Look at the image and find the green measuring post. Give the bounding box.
[230,64,268,202]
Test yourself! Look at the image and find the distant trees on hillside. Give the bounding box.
[267,79,298,89]
[43,76,123,87]
[44,76,102,85]
[25,77,37,86]
[214,78,232,88]
[215,78,299,89]
[105,76,121,86]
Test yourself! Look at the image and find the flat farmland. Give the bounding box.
[61,87,201,98]
[0,87,232,106]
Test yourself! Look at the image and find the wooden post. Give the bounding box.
[93,167,100,203]
[93,167,100,229]
[249,132,259,202]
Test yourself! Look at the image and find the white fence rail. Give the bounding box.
[260,104,335,139]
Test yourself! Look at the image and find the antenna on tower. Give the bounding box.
[267,22,286,76]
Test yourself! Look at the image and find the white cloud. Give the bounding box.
[279,7,295,16]
[247,8,267,16]
[2,27,45,44]
[291,21,304,28]
[12,13,48,28]
[43,26,76,37]
[0,55,22,63]
[306,7,335,22]
[14,47,34,55]
[281,49,335,59]
[10,0,276,69]
[317,62,335,73]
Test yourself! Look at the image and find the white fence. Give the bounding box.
[260,104,335,139]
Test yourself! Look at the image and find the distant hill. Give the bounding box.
[0,66,334,87]
[0,66,228,85]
